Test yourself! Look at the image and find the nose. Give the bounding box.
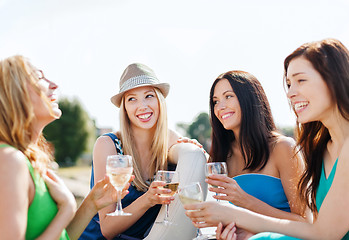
[286,84,297,100]
[216,100,226,110]
[49,80,58,90]
[138,98,148,110]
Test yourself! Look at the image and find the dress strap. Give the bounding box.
[103,133,123,155]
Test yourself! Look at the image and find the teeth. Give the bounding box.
[222,113,233,119]
[294,102,308,111]
[138,113,151,119]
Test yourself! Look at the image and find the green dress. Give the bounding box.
[0,144,70,240]
[250,158,349,240]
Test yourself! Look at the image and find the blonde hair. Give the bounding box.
[0,55,54,172]
[120,87,168,191]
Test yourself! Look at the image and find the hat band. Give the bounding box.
[119,75,159,93]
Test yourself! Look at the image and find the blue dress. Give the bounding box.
[79,133,161,240]
[250,159,349,240]
[233,174,290,212]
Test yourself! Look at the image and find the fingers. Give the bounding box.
[192,221,213,228]
[149,180,167,188]
[44,169,64,187]
[146,181,176,205]
[45,169,60,182]
[177,137,206,153]
[216,222,224,239]
[129,175,135,183]
[206,174,231,182]
[220,222,236,240]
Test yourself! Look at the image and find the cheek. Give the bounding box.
[213,108,219,118]
[124,105,134,118]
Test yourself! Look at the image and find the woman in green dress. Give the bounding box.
[0,55,130,239]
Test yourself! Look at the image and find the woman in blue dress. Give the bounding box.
[80,63,202,240]
[203,70,310,239]
[185,38,349,240]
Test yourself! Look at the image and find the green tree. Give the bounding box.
[176,112,211,152]
[278,125,295,138]
[43,97,96,166]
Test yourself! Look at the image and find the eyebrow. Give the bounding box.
[125,89,155,97]
[212,90,234,99]
[291,72,306,77]
[144,89,155,94]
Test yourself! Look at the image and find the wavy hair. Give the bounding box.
[209,70,277,171]
[120,87,168,191]
[284,38,349,215]
[0,55,54,172]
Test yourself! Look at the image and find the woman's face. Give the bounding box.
[124,86,160,131]
[286,56,334,124]
[213,78,241,132]
[29,69,61,126]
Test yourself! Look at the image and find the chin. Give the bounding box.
[297,116,312,124]
[52,109,62,119]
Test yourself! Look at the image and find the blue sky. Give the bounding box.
[1,0,349,132]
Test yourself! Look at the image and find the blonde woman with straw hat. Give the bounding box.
[81,63,207,240]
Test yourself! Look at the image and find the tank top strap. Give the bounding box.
[0,144,11,148]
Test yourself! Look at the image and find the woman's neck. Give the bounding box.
[323,111,349,157]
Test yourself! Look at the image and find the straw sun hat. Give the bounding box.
[111,63,170,108]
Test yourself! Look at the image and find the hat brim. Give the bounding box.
[111,83,170,108]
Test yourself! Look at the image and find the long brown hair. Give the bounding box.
[209,70,277,171]
[284,39,349,215]
[0,55,54,172]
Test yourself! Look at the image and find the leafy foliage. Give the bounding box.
[44,97,96,166]
[177,112,211,152]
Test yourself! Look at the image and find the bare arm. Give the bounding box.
[0,147,75,240]
[186,139,349,240]
[66,174,132,240]
[0,148,31,239]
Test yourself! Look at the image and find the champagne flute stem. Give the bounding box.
[116,190,123,214]
[164,203,169,222]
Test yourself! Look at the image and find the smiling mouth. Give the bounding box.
[137,113,152,120]
[294,102,309,112]
[221,113,233,120]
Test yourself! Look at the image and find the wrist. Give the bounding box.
[139,193,155,209]
[57,202,75,222]
[82,193,99,214]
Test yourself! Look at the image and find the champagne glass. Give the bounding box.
[155,170,179,225]
[179,182,208,240]
[205,162,228,202]
[106,155,133,216]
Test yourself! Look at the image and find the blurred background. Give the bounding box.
[1,0,348,202]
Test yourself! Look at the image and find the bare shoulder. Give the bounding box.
[94,133,119,153]
[271,134,299,168]
[272,134,296,154]
[0,146,30,186]
[0,145,28,170]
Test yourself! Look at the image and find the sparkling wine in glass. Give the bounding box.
[179,182,208,240]
[205,162,228,201]
[155,170,179,225]
[106,155,133,216]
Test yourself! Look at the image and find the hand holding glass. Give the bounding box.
[106,155,133,216]
[179,182,208,240]
[205,162,228,201]
[155,170,179,225]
